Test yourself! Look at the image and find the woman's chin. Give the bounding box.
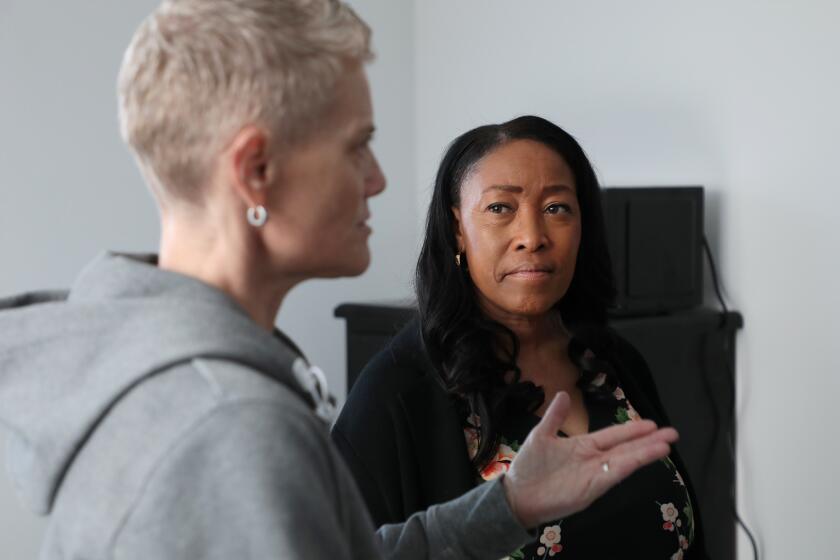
[480,297,560,323]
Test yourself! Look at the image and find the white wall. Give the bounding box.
[0,0,414,555]
[414,1,839,558]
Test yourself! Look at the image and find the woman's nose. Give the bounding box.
[365,151,386,198]
[514,210,548,252]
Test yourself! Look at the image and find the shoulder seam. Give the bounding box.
[191,358,224,401]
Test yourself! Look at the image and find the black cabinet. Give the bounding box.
[335,303,742,560]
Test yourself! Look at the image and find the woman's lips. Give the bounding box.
[506,270,551,280]
[504,265,554,280]
[357,212,372,235]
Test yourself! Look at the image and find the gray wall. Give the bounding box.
[0,1,415,555]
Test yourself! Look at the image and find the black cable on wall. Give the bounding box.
[702,236,760,560]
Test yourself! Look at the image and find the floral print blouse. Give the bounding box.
[463,369,696,559]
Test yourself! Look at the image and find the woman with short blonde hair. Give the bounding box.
[0,1,679,558]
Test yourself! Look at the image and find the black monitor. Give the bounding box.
[601,186,704,316]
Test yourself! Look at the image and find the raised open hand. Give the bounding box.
[503,391,679,529]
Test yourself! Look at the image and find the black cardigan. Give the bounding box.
[332,320,708,559]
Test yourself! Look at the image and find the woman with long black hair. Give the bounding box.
[333,115,708,559]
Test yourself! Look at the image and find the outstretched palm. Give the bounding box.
[504,392,678,528]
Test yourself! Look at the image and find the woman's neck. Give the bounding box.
[158,217,296,332]
[479,300,565,351]
[484,309,567,375]
[509,316,566,355]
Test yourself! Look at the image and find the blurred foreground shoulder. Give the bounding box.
[113,358,379,560]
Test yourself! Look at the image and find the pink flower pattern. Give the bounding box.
[655,464,695,554]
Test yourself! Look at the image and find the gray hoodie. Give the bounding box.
[0,253,529,559]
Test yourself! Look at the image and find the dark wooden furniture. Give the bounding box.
[335,303,742,560]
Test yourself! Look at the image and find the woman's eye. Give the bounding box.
[353,143,371,164]
[546,203,570,215]
[487,203,510,214]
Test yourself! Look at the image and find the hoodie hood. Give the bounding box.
[0,253,312,515]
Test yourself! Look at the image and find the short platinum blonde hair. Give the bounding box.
[118,0,372,202]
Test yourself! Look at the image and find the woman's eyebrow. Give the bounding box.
[480,184,574,195]
[359,124,376,140]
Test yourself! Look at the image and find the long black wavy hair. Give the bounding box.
[415,115,618,469]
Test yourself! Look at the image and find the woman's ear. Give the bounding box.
[226,125,271,208]
[451,206,465,252]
